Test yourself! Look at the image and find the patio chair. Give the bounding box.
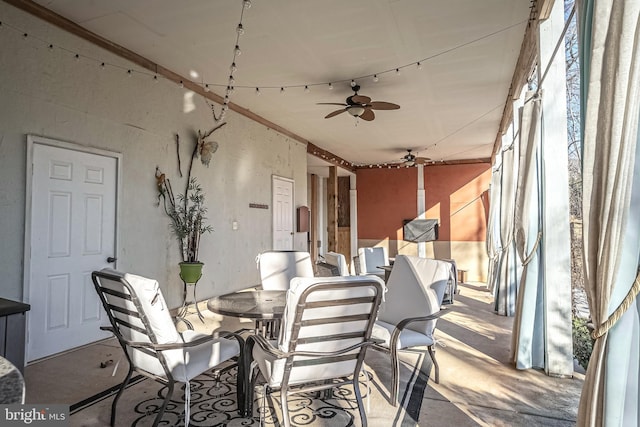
[357,246,389,279]
[91,269,243,427]
[246,275,385,427]
[371,255,450,406]
[324,251,350,276]
[256,250,314,290]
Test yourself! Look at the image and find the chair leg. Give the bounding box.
[110,366,133,426]
[280,387,291,427]
[427,344,439,384]
[353,375,368,427]
[390,347,400,407]
[152,381,174,427]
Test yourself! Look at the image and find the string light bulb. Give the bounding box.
[154,75,159,83]
[417,62,423,70]
[230,62,237,73]
[280,87,285,94]
[236,23,244,35]
[179,80,184,88]
[127,69,133,76]
[255,87,260,95]
[350,80,356,87]
[304,85,310,93]
[234,45,241,56]
[243,0,251,9]
[229,75,235,85]
[204,83,209,92]
[373,74,379,83]
[395,68,401,75]
[328,83,333,90]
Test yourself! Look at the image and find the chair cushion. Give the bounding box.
[163,330,240,382]
[279,276,384,352]
[358,247,388,275]
[377,256,449,337]
[324,251,350,276]
[124,273,180,344]
[371,320,434,349]
[253,342,358,387]
[258,251,315,290]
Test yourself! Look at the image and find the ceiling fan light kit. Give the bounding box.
[318,84,400,122]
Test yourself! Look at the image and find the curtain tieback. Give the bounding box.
[521,232,542,266]
[591,270,640,340]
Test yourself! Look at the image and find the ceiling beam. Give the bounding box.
[3,0,354,173]
[307,142,356,173]
[490,0,556,163]
[353,157,491,169]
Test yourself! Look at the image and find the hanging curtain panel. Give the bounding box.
[494,137,519,317]
[486,155,503,294]
[577,0,640,425]
[511,93,545,369]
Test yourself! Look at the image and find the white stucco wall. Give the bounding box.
[0,3,307,307]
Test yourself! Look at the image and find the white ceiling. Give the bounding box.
[32,0,531,174]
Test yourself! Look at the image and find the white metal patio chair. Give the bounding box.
[371,255,450,406]
[245,275,385,427]
[91,269,243,427]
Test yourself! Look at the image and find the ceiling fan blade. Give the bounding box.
[325,108,348,119]
[351,95,371,104]
[368,101,400,110]
[415,157,431,164]
[360,108,375,121]
[317,102,348,106]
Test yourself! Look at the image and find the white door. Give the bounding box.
[272,176,294,250]
[26,139,118,361]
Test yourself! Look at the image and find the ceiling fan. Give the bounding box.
[318,85,400,121]
[394,149,431,166]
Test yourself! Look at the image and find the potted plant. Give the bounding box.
[157,174,213,283]
[156,124,225,283]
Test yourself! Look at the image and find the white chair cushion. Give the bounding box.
[324,251,350,276]
[255,275,384,388]
[163,330,240,382]
[358,247,388,276]
[122,273,239,381]
[371,320,434,349]
[377,255,449,338]
[258,251,315,290]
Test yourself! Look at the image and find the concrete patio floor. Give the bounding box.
[23,282,584,426]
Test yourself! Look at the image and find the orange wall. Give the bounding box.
[356,163,491,242]
[356,167,417,241]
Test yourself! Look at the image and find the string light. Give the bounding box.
[0,4,524,102]
[280,87,285,94]
[304,85,309,93]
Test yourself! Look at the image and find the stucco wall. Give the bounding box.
[356,163,491,282]
[0,3,307,307]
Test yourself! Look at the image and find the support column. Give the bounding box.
[327,166,338,252]
[350,174,358,267]
[310,174,319,262]
[538,0,574,377]
[417,165,426,258]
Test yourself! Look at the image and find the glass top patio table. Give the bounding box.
[207,290,286,320]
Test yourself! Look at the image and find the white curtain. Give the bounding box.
[486,155,503,293]
[577,0,640,425]
[511,93,545,369]
[493,138,519,316]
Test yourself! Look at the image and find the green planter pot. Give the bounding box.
[179,262,204,283]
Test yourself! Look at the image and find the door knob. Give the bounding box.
[107,257,117,263]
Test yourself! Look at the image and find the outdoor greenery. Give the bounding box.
[572,316,594,370]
